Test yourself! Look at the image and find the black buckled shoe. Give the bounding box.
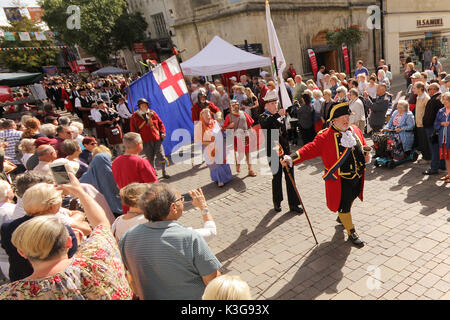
[290,206,304,215]
[348,229,364,248]
[274,203,282,212]
[162,172,171,179]
[422,169,438,175]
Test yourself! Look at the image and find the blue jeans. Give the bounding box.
[425,127,446,172]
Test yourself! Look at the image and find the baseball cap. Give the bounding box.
[229,76,237,81]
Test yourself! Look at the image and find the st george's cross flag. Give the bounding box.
[127,55,194,156]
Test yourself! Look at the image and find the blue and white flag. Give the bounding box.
[127,56,194,156]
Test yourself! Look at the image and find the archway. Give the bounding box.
[311,31,339,72]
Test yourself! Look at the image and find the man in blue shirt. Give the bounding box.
[354,60,369,78]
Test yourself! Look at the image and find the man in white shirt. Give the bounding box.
[32,145,57,176]
[116,96,132,133]
[316,65,326,90]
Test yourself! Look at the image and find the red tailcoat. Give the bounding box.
[291,125,367,212]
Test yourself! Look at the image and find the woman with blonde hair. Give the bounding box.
[202,275,252,300]
[242,87,259,120]
[0,173,133,300]
[18,138,35,166]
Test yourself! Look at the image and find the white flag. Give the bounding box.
[153,56,188,104]
[265,0,292,109]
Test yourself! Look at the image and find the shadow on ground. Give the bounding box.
[264,225,352,300]
[215,209,298,273]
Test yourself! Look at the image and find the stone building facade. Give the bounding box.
[166,0,383,77]
[384,0,450,75]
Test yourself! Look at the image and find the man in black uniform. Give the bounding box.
[259,91,303,214]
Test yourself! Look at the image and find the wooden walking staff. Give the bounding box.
[279,145,319,245]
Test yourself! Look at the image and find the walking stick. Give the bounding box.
[285,165,319,245]
[279,144,319,245]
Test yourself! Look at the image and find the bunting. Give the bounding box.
[0,45,67,51]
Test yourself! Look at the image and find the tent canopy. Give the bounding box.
[92,66,130,76]
[180,36,271,76]
[0,73,44,86]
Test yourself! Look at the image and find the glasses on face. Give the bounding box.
[89,142,98,146]
[173,196,185,204]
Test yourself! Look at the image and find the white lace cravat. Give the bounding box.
[340,129,357,148]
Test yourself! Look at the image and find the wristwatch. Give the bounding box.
[201,208,209,215]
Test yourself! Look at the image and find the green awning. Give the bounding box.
[0,73,44,86]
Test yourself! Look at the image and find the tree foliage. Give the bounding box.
[39,0,148,64]
[326,25,363,48]
[0,18,57,72]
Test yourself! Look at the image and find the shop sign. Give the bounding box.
[416,18,443,28]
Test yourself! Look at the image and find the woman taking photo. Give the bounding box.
[434,92,450,183]
[0,173,133,300]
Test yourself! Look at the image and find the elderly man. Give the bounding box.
[444,74,450,92]
[382,65,393,84]
[130,98,169,179]
[405,72,422,111]
[119,184,222,300]
[216,85,230,117]
[32,145,57,176]
[293,75,307,102]
[363,83,391,132]
[259,91,302,214]
[422,83,446,175]
[208,84,221,109]
[281,102,370,247]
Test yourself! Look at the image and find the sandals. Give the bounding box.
[248,170,257,177]
[445,178,450,184]
[440,175,450,181]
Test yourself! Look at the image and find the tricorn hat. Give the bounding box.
[327,102,352,122]
[263,90,279,103]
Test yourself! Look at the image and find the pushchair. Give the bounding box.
[372,129,419,169]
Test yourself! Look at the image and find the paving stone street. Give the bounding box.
[168,136,449,300]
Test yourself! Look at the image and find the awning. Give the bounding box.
[0,73,44,86]
[180,36,271,76]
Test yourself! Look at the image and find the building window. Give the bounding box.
[152,13,168,38]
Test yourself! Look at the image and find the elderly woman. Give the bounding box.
[312,90,325,133]
[434,92,450,183]
[0,180,15,281]
[0,182,89,282]
[194,108,232,187]
[384,99,415,154]
[377,69,391,92]
[321,89,334,126]
[0,173,133,300]
[334,86,348,103]
[61,139,89,179]
[349,88,366,132]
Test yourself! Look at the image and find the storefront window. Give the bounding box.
[399,34,450,71]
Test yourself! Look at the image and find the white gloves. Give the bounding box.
[283,155,293,168]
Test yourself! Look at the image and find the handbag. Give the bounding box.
[430,130,439,145]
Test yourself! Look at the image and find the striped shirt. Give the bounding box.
[0,129,23,165]
[119,220,222,300]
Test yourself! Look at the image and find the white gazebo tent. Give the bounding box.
[180,36,271,76]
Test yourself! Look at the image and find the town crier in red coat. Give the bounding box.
[130,98,170,179]
[191,89,222,123]
[281,102,371,247]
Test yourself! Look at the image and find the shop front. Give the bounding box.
[385,12,450,75]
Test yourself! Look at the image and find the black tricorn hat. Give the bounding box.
[327,102,351,122]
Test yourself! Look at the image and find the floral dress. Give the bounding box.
[0,225,132,300]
